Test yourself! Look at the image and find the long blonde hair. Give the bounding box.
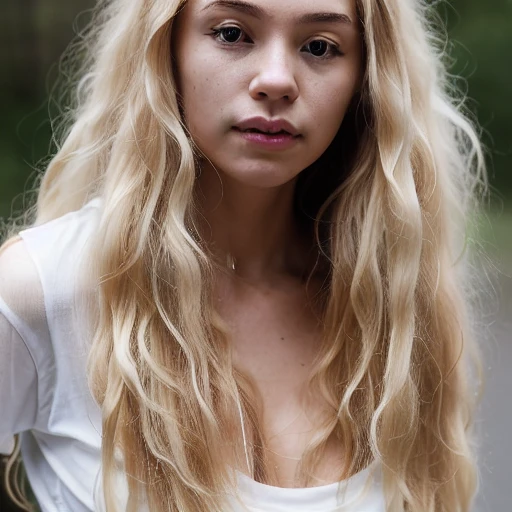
[7,0,487,511]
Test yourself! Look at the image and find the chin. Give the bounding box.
[221,166,301,189]
[210,154,303,186]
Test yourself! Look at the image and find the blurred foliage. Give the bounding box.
[0,0,93,219]
[444,0,512,207]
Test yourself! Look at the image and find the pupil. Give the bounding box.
[309,40,327,57]
[222,27,242,43]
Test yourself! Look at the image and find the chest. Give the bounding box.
[216,279,343,486]
[218,278,321,396]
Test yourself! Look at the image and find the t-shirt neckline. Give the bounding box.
[234,461,377,511]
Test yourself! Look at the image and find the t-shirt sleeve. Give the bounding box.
[0,237,49,455]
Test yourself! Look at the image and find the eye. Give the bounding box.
[212,26,245,44]
[302,39,342,59]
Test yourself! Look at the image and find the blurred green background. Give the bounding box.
[0,1,511,511]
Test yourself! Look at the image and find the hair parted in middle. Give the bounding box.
[27,0,486,511]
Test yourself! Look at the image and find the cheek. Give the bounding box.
[179,59,229,135]
[313,72,358,126]
[309,94,351,148]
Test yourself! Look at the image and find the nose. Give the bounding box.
[248,43,299,103]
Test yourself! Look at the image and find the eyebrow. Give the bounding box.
[201,0,353,25]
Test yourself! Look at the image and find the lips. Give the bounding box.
[233,117,300,137]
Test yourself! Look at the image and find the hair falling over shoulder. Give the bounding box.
[10,0,487,510]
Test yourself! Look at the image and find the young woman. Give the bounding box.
[0,0,486,511]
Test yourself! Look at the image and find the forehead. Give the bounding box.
[188,0,359,23]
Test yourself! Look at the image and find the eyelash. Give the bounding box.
[210,26,343,60]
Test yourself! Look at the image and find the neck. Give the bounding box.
[196,164,309,281]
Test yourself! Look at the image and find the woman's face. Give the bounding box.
[173,0,362,189]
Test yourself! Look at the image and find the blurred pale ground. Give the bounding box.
[0,1,510,511]
[474,212,512,512]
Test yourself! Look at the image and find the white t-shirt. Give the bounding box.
[0,200,385,511]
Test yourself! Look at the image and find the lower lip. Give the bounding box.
[233,129,300,150]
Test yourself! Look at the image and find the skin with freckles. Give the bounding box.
[173,0,362,281]
[173,0,362,191]
[173,0,362,486]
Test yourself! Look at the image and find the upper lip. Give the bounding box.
[234,117,300,137]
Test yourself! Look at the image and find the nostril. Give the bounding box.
[256,92,290,101]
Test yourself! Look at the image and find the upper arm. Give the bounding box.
[0,237,46,330]
[0,237,48,454]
